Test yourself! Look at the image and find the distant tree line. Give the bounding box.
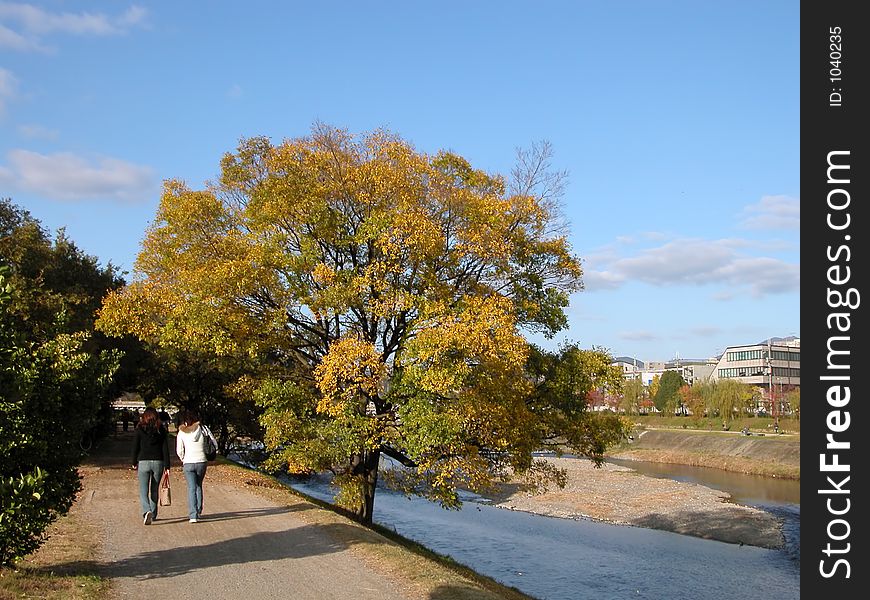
[618,370,799,427]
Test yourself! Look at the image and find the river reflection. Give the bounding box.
[605,458,800,506]
[289,474,800,600]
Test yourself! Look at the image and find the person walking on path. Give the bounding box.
[73,433,421,599]
[176,409,210,523]
[130,407,171,525]
[158,408,172,432]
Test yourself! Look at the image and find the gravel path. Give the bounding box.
[77,433,414,600]
[487,457,785,548]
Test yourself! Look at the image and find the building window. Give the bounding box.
[727,350,765,362]
[773,367,800,378]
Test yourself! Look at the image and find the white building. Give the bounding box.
[612,356,645,380]
[711,338,800,390]
[663,358,718,386]
[612,357,714,387]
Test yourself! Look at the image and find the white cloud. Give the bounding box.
[710,256,799,296]
[0,2,147,51]
[582,270,623,291]
[0,149,156,202]
[641,231,668,242]
[615,240,734,285]
[0,66,17,114]
[740,195,800,230]
[583,237,799,297]
[17,123,59,140]
[0,20,41,50]
[227,84,243,98]
[618,331,660,342]
[687,326,722,337]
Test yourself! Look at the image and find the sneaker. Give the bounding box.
[143,511,153,525]
[189,518,198,523]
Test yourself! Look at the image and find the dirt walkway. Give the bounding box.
[77,432,415,600]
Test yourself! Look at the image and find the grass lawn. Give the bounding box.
[629,414,800,435]
[0,506,110,600]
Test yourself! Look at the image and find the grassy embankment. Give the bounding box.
[0,508,109,600]
[610,417,800,480]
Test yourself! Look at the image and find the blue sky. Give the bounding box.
[0,1,799,362]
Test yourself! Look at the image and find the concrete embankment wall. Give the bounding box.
[626,429,800,467]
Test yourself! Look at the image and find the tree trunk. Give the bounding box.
[354,449,381,525]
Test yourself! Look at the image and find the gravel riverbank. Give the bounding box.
[485,457,784,549]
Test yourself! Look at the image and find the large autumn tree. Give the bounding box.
[98,124,627,523]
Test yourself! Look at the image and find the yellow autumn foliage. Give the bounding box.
[314,337,386,417]
[95,123,605,523]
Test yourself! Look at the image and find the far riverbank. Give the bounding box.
[610,428,800,480]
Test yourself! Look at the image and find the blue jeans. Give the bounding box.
[183,462,207,519]
[137,460,165,518]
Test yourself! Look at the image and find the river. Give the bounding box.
[286,459,800,600]
[605,458,800,505]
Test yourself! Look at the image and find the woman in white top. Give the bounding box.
[175,409,211,523]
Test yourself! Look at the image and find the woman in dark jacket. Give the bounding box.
[131,407,171,525]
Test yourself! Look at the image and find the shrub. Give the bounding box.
[1,261,120,565]
[0,468,69,566]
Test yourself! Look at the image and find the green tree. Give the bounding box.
[654,370,685,413]
[620,377,644,416]
[0,199,123,339]
[525,344,628,457]
[1,200,122,565]
[97,125,628,524]
[648,374,660,404]
[786,387,800,419]
[693,380,717,418]
[711,379,753,427]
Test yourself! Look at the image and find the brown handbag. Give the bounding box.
[159,470,171,506]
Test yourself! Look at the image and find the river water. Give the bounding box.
[287,459,800,600]
[605,458,800,505]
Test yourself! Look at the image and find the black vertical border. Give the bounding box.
[802,1,867,596]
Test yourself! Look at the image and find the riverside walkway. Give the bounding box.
[75,432,421,600]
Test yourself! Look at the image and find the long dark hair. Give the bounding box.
[176,409,200,427]
[137,407,161,433]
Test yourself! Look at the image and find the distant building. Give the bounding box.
[663,358,718,386]
[612,356,645,380]
[111,392,147,412]
[612,356,714,387]
[711,338,800,393]
[611,336,799,415]
[610,336,799,416]
[640,368,665,387]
